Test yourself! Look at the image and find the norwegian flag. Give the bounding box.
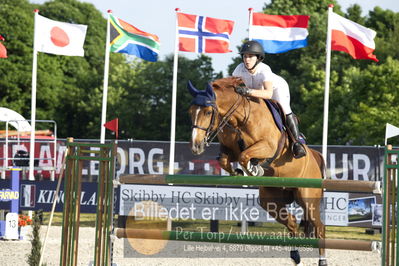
[177,12,234,53]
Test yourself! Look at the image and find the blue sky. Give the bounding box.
[31,0,399,75]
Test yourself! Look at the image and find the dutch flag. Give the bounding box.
[249,13,310,54]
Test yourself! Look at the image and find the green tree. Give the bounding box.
[1,0,398,145]
[0,0,36,115]
[0,0,223,141]
[0,0,110,137]
[106,54,221,141]
[326,7,399,145]
[338,57,399,144]
[27,210,43,266]
[228,0,399,145]
[37,0,110,137]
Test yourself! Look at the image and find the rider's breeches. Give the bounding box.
[271,75,292,115]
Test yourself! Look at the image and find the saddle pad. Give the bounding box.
[265,100,284,132]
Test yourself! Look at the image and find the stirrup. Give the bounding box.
[246,161,264,176]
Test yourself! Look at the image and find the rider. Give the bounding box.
[232,40,306,159]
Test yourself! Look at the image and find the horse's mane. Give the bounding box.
[212,77,244,92]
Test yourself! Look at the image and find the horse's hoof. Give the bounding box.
[257,166,264,176]
[290,250,301,264]
[234,168,244,176]
[318,259,327,266]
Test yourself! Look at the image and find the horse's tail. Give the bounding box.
[310,148,326,179]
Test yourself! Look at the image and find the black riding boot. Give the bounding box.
[286,113,306,159]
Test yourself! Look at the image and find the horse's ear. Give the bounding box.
[206,83,216,100]
[187,80,200,97]
[232,76,244,87]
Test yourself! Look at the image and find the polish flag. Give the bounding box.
[330,12,378,62]
[0,35,7,58]
[34,14,87,56]
[0,43,6,58]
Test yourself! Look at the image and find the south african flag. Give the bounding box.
[109,14,160,62]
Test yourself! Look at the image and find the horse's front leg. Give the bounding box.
[239,140,276,176]
[218,145,242,176]
[218,152,235,175]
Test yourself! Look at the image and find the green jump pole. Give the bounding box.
[120,174,381,193]
[116,228,377,251]
[166,174,323,188]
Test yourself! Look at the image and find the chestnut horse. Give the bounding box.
[188,77,327,266]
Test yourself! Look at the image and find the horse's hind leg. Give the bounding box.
[296,188,326,266]
[259,187,302,265]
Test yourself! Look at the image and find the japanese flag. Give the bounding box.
[34,14,87,56]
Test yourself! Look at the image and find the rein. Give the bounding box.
[206,94,245,145]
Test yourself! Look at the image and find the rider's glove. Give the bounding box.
[235,86,252,96]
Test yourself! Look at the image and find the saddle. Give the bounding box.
[237,99,305,152]
[264,99,306,145]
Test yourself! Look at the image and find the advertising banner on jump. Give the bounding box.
[0,178,382,227]
[119,184,382,227]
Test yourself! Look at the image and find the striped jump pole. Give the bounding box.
[115,228,379,252]
[382,145,399,266]
[120,174,381,194]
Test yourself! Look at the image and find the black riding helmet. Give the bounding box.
[239,40,265,70]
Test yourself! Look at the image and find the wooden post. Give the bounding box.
[60,141,117,266]
[382,145,398,266]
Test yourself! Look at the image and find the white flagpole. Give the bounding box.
[29,10,39,180]
[168,8,180,175]
[248,8,254,40]
[100,10,112,144]
[322,4,334,163]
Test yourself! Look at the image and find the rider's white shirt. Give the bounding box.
[232,62,292,114]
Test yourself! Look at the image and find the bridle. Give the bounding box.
[191,82,288,168]
[191,104,218,143]
[192,91,245,146]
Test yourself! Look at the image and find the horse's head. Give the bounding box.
[187,80,217,155]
